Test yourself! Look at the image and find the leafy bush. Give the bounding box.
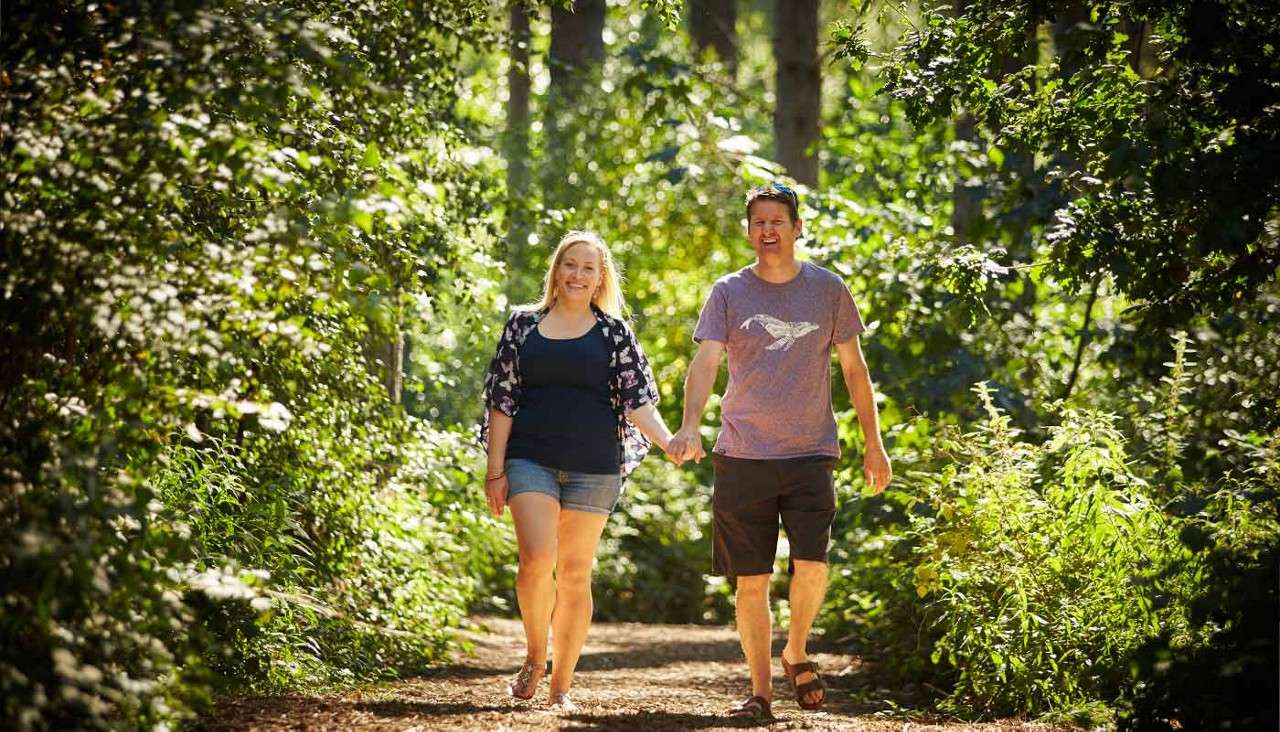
[149,425,507,691]
[1,1,506,727]
[1120,445,1280,728]
[830,384,1176,721]
[908,386,1174,719]
[826,363,1279,724]
[594,458,732,624]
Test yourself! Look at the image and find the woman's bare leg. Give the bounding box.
[508,492,560,696]
[547,509,610,700]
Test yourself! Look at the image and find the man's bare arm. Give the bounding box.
[669,339,725,462]
[834,336,892,492]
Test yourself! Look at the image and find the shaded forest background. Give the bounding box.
[2,0,1277,729]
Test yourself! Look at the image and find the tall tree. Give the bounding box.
[951,1,1038,249]
[1052,1,1091,83]
[689,0,737,76]
[506,1,533,297]
[549,0,605,92]
[370,294,405,405]
[772,0,820,185]
[543,0,606,222]
[950,1,982,244]
[871,0,1280,324]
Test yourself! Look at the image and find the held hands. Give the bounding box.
[666,426,706,464]
[863,444,892,494]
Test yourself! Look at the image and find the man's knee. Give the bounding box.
[735,573,771,600]
[792,559,828,583]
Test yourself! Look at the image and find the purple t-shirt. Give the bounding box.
[693,261,865,460]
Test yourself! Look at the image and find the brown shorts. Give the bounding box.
[711,453,837,577]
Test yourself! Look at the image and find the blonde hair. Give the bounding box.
[524,230,626,318]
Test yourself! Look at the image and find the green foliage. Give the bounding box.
[829,389,1150,720]
[4,0,1277,727]
[1,0,505,727]
[149,426,507,690]
[864,0,1280,329]
[826,352,1278,721]
[1121,472,1280,729]
[594,458,732,624]
[920,387,1170,718]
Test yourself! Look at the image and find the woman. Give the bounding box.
[480,230,676,711]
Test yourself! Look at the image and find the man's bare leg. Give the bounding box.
[734,573,773,702]
[782,559,828,706]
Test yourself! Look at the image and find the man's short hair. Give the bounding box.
[745,183,800,223]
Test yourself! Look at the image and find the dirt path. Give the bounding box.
[199,617,1067,731]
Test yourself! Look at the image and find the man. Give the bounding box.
[668,183,892,719]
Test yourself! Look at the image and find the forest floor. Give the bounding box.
[198,617,1072,731]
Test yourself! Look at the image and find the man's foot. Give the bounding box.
[727,695,772,720]
[507,659,545,701]
[781,649,826,709]
[548,691,578,712]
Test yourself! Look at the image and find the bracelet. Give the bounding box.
[485,471,506,482]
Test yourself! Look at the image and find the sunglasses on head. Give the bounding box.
[765,183,797,205]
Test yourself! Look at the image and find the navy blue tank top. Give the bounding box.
[505,322,620,474]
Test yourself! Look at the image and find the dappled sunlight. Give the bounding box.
[3,1,1276,729]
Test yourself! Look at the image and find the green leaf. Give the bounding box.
[362,142,382,168]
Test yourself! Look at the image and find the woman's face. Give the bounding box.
[555,242,603,306]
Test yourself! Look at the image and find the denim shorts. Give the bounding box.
[505,458,623,516]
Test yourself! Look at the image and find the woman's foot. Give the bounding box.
[548,690,578,712]
[507,659,545,700]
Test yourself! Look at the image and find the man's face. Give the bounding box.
[747,200,801,265]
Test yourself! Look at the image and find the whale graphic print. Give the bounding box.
[739,314,819,351]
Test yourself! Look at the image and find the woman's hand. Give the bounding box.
[485,473,509,517]
[484,410,513,517]
[625,403,681,463]
[658,436,683,465]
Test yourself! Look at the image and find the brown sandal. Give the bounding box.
[727,695,772,720]
[781,657,826,710]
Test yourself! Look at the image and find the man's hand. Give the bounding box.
[668,426,706,463]
[863,444,892,494]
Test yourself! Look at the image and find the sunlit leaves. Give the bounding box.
[2,0,499,726]
[877,0,1280,328]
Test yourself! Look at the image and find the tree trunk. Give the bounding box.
[544,0,605,214]
[549,0,605,92]
[505,1,532,296]
[1123,17,1148,76]
[382,322,403,405]
[366,290,404,406]
[1053,1,1090,84]
[951,0,982,242]
[1051,1,1088,187]
[690,0,737,76]
[997,17,1039,256]
[952,113,984,243]
[771,0,819,186]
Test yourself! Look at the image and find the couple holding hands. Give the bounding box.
[480,184,892,719]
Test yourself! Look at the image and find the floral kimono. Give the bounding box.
[480,305,660,479]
